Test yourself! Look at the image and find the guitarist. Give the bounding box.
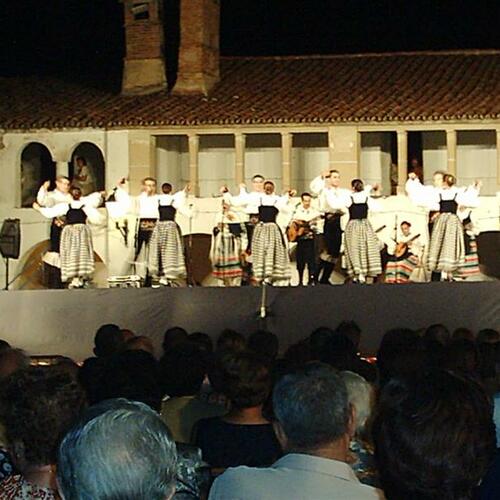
[291,193,322,285]
[385,221,422,283]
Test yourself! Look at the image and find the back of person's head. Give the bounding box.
[340,371,373,438]
[373,371,496,500]
[216,329,246,354]
[160,342,209,397]
[1,366,85,467]
[0,348,29,380]
[96,350,162,411]
[188,332,213,353]
[273,363,350,453]
[335,321,362,350]
[452,327,475,342]
[351,178,364,192]
[444,338,479,375]
[126,335,155,357]
[309,327,334,360]
[0,339,11,352]
[58,399,177,500]
[476,328,500,344]
[377,328,425,385]
[424,323,451,346]
[283,338,311,368]
[94,323,124,358]
[248,330,279,361]
[319,334,357,370]
[162,326,188,354]
[120,329,136,342]
[215,351,271,409]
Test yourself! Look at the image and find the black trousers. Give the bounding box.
[324,214,342,258]
[296,238,316,283]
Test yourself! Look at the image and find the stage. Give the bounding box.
[0,282,498,361]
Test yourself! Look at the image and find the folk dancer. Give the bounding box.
[36,176,73,288]
[453,212,481,280]
[343,179,382,284]
[211,201,248,286]
[115,177,160,283]
[385,221,422,283]
[221,174,266,284]
[288,193,321,285]
[148,183,190,286]
[406,173,480,281]
[251,181,294,286]
[310,169,350,284]
[33,186,103,288]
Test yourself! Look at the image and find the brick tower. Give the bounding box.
[121,0,167,95]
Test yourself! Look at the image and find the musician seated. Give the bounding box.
[288,193,322,286]
[385,221,422,284]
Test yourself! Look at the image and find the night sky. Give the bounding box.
[0,0,498,81]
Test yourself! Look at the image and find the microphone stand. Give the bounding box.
[186,204,195,287]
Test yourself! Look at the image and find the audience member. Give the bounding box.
[477,328,500,344]
[0,367,85,498]
[160,343,226,443]
[0,348,29,381]
[248,330,279,362]
[335,320,363,350]
[210,363,383,499]
[215,329,246,354]
[195,351,280,469]
[340,371,378,487]
[453,327,475,341]
[444,338,479,376]
[126,335,155,356]
[0,340,10,353]
[188,332,214,353]
[423,323,451,346]
[309,327,334,360]
[162,327,189,355]
[120,328,136,342]
[58,399,178,500]
[373,371,496,500]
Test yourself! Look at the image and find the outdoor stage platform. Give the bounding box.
[1,281,498,362]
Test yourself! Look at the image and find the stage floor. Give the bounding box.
[1,282,498,361]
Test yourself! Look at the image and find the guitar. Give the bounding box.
[395,233,420,258]
[286,216,322,242]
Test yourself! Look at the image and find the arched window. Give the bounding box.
[69,142,106,195]
[20,143,56,208]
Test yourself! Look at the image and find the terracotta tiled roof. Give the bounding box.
[1,50,499,129]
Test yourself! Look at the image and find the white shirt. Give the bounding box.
[36,187,72,207]
[35,197,104,225]
[291,204,322,223]
[115,188,188,219]
[209,453,384,500]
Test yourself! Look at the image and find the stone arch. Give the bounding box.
[20,142,56,208]
[69,142,106,195]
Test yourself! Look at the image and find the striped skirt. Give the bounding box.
[344,219,382,278]
[252,223,291,283]
[385,254,419,283]
[211,230,244,280]
[148,221,186,279]
[60,224,94,282]
[427,213,465,272]
[453,235,480,279]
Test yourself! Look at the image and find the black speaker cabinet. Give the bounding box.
[476,231,500,279]
[0,218,21,259]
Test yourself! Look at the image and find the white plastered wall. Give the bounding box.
[422,131,447,183]
[359,133,393,195]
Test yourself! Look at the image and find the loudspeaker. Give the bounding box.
[0,219,21,259]
[476,231,500,279]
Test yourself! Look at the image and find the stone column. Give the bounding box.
[188,134,200,196]
[234,133,245,186]
[446,129,457,176]
[56,161,69,178]
[397,130,408,193]
[281,132,292,191]
[128,131,155,194]
[328,126,359,188]
[497,130,500,189]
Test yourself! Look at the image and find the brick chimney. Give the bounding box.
[173,0,220,96]
[121,0,167,95]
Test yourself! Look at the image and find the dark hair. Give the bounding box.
[452,327,475,341]
[252,174,264,181]
[75,156,87,165]
[424,324,450,346]
[335,320,362,350]
[217,351,271,408]
[216,329,246,354]
[142,177,157,184]
[273,363,350,451]
[444,174,456,187]
[351,178,364,192]
[263,180,275,189]
[0,339,11,352]
[94,324,124,358]
[58,399,177,500]
[373,371,496,500]
[161,182,172,194]
[400,221,411,227]
[309,327,334,360]
[248,330,279,361]
[0,348,29,380]
[160,343,209,397]
[444,339,479,375]
[300,192,312,200]
[476,328,499,344]
[0,367,85,465]
[126,335,155,356]
[162,327,188,354]
[329,169,340,175]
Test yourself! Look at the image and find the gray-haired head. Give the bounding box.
[58,399,177,500]
[340,371,374,437]
[272,363,351,452]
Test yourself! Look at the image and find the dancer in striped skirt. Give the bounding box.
[385,221,422,284]
[148,183,189,286]
[407,173,480,281]
[33,186,103,288]
[211,201,248,286]
[251,181,294,286]
[453,213,481,280]
[343,179,382,283]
